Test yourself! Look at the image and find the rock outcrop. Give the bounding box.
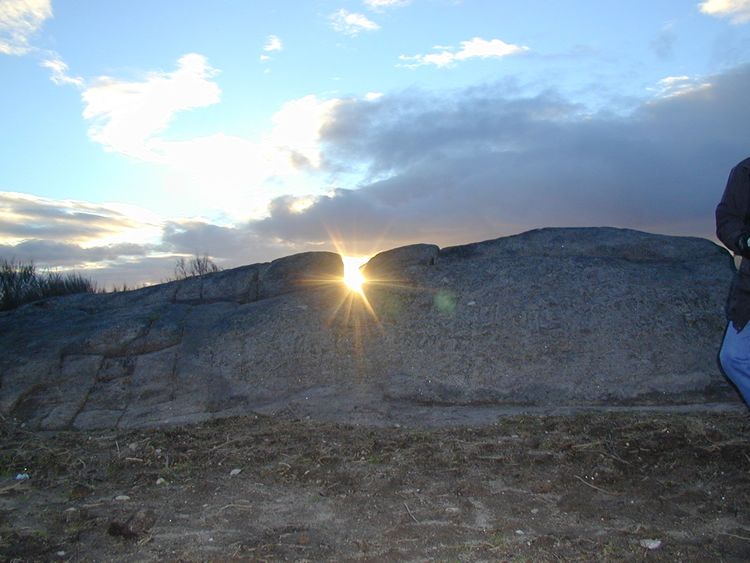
[0,228,740,430]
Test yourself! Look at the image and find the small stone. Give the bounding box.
[63,508,80,522]
[230,468,242,476]
[115,495,131,501]
[155,478,166,485]
[639,539,662,550]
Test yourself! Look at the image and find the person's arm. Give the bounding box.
[717,159,750,256]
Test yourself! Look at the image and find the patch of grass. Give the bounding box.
[0,258,97,311]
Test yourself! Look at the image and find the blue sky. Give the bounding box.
[2,0,750,287]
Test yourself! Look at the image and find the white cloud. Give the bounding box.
[650,75,711,97]
[330,9,380,36]
[81,54,221,162]
[400,37,530,68]
[363,0,410,9]
[264,35,282,52]
[699,0,750,23]
[152,95,342,217]
[40,54,84,87]
[78,53,349,220]
[0,0,51,55]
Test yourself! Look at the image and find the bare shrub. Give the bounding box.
[171,253,222,280]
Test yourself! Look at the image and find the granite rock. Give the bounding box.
[0,227,740,430]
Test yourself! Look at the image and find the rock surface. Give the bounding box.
[0,227,741,431]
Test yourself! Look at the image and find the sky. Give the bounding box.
[3,0,750,287]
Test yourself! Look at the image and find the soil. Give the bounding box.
[3,408,750,562]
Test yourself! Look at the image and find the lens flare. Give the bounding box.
[342,256,368,293]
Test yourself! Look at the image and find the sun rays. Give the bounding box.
[342,255,368,294]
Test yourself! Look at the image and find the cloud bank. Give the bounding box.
[251,64,750,253]
[6,58,750,286]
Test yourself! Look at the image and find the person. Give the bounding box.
[716,156,750,405]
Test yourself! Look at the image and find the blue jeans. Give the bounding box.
[720,323,750,405]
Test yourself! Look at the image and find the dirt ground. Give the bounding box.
[3,408,750,562]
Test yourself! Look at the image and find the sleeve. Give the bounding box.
[716,159,750,256]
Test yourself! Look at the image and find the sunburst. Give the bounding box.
[342,255,368,294]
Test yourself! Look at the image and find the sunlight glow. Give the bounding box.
[342,256,368,293]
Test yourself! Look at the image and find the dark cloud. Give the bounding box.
[0,239,163,289]
[0,192,148,241]
[252,64,750,249]
[650,28,675,60]
[0,240,149,264]
[160,219,320,265]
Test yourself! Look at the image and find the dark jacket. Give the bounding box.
[716,157,750,331]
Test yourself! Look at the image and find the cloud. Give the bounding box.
[40,53,84,87]
[247,64,750,251]
[10,62,750,287]
[0,191,169,285]
[651,75,710,97]
[0,0,51,55]
[79,55,339,218]
[0,192,162,246]
[0,239,152,266]
[650,26,675,60]
[150,94,340,217]
[0,190,293,287]
[81,53,221,161]
[699,0,750,22]
[363,0,410,9]
[330,9,380,36]
[264,35,283,51]
[261,34,282,61]
[400,37,530,68]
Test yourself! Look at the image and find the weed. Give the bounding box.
[0,258,97,311]
[169,253,222,281]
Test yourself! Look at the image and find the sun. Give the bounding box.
[342,256,368,293]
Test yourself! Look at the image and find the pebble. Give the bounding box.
[230,468,242,476]
[115,495,131,501]
[156,478,166,485]
[639,539,662,550]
